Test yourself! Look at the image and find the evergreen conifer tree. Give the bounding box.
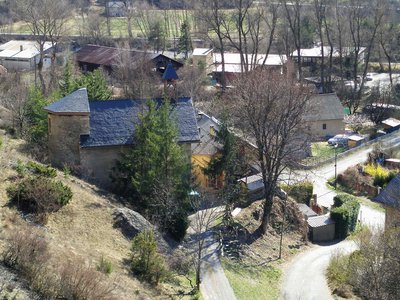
[178,20,192,60]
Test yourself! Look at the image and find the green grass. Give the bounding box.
[221,258,281,300]
[303,142,346,165]
[1,9,195,38]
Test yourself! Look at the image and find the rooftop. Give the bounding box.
[213,53,287,73]
[0,40,53,59]
[80,98,200,148]
[382,117,400,128]
[307,214,335,228]
[44,88,90,115]
[305,93,345,122]
[192,48,213,56]
[75,44,182,69]
[374,174,400,209]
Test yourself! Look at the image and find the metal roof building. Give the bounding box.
[0,40,53,71]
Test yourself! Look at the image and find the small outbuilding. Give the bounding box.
[347,134,366,148]
[0,40,53,71]
[382,117,400,133]
[307,214,335,242]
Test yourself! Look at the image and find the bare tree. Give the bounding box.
[344,0,385,113]
[226,69,312,235]
[114,47,159,99]
[196,0,227,88]
[281,0,304,79]
[0,72,29,136]
[378,0,396,87]
[11,0,71,95]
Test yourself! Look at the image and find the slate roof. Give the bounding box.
[80,98,200,148]
[305,93,345,122]
[162,63,179,81]
[192,111,222,155]
[374,174,400,209]
[44,88,90,114]
[307,215,335,228]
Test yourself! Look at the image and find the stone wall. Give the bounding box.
[80,145,127,188]
[48,114,89,168]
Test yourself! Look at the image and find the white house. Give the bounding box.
[0,40,53,71]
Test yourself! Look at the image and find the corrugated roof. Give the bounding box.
[307,215,335,228]
[305,93,345,121]
[0,40,52,59]
[192,48,213,56]
[44,88,90,114]
[75,44,182,68]
[80,98,200,148]
[213,53,286,70]
[374,174,400,208]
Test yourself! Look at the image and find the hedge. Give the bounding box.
[281,181,313,205]
[331,194,360,239]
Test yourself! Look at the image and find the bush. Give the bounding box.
[130,230,168,284]
[60,259,115,300]
[2,227,115,300]
[281,181,313,205]
[7,176,72,221]
[26,161,57,178]
[96,256,113,275]
[364,163,395,187]
[165,212,189,242]
[331,194,360,239]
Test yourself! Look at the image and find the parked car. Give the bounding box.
[327,134,349,147]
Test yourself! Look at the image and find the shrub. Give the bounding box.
[364,163,394,187]
[26,161,57,178]
[281,181,313,205]
[2,227,115,300]
[96,256,113,275]
[130,230,168,284]
[331,194,360,239]
[165,212,189,242]
[59,259,115,300]
[7,176,72,220]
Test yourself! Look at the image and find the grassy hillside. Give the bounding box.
[0,130,191,299]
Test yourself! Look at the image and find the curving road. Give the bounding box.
[281,140,387,300]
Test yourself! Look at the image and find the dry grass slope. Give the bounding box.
[0,130,185,299]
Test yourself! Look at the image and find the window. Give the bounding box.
[322,123,327,130]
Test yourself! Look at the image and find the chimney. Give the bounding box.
[20,45,23,52]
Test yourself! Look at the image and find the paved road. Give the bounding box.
[281,143,386,300]
[200,232,237,300]
[187,208,237,300]
[281,240,357,300]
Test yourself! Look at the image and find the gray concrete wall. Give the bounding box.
[48,113,89,168]
[311,224,335,242]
